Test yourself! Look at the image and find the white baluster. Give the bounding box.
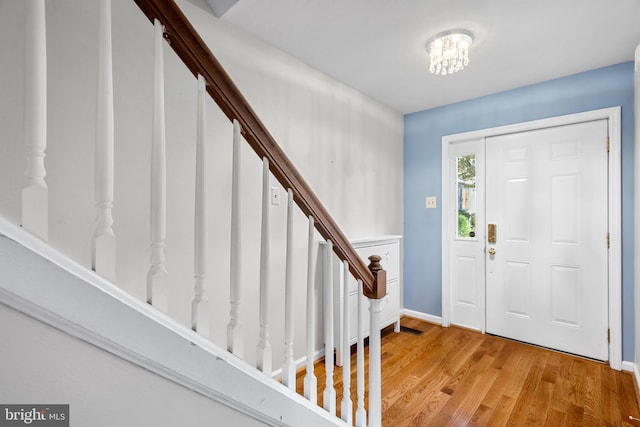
[368,296,383,427]
[257,157,272,374]
[304,216,318,404]
[355,279,367,427]
[191,75,208,336]
[282,188,296,390]
[341,260,353,425]
[323,241,336,415]
[146,19,169,312]
[227,119,243,357]
[22,0,48,241]
[92,0,116,282]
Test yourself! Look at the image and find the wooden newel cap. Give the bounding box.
[366,255,387,299]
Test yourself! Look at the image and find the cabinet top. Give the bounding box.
[318,235,402,247]
[350,235,402,246]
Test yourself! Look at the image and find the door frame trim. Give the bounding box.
[441,107,622,370]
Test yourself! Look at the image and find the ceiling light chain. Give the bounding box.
[427,29,473,75]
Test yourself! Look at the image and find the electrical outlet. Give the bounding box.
[425,196,437,209]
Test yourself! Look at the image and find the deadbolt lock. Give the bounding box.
[488,247,496,256]
[488,223,497,244]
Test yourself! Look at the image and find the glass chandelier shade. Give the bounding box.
[426,29,473,75]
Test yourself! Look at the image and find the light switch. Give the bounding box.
[271,187,281,205]
[425,196,437,208]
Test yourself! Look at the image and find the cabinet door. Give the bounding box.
[355,242,399,282]
[340,238,402,353]
[347,283,399,345]
[347,293,360,345]
[381,279,399,327]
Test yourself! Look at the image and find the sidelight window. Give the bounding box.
[456,154,476,239]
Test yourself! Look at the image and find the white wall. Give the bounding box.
[634,45,640,384]
[0,304,267,427]
[0,0,403,369]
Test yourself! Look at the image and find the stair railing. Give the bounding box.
[19,0,386,425]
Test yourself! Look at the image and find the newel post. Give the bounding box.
[366,254,386,427]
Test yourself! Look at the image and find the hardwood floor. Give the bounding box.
[297,317,640,426]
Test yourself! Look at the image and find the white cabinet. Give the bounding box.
[327,236,402,366]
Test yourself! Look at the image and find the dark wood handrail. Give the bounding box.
[133,0,375,293]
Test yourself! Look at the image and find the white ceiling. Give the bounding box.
[207,0,640,114]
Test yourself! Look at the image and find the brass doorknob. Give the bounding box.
[488,248,496,255]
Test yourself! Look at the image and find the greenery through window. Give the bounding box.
[457,154,476,239]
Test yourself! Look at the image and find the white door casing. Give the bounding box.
[485,120,608,361]
[441,107,622,369]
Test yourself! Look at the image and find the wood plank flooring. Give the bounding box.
[297,317,640,426]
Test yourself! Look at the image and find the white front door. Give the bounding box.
[485,120,609,360]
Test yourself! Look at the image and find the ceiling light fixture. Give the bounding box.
[426,29,473,75]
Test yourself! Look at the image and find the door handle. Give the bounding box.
[488,247,496,256]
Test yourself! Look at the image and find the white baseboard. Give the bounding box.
[401,308,443,325]
[631,362,640,390]
[630,362,640,411]
[622,360,635,372]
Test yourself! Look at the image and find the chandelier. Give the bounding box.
[426,29,473,75]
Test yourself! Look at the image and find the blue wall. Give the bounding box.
[403,62,635,361]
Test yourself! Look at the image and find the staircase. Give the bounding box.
[0,1,391,426]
